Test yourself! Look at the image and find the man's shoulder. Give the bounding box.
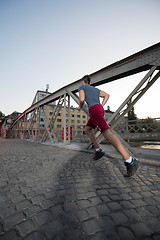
[78,85,88,91]
[78,85,84,91]
[78,85,99,92]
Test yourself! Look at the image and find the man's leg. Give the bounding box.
[85,126,99,149]
[102,129,140,177]
[85,126,105,160]
[102,129,130,160]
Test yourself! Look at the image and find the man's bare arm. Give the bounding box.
[78,90,85,109]
[100,90,110,107]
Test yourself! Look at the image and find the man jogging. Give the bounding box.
[78,75,139,177]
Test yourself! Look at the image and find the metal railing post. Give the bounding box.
[64,93,67,144]
[68,94,71,144]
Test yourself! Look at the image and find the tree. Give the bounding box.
[0,111,5,124]
[127,99,137,122]
[128,106,137,121]
[127,103,137,133]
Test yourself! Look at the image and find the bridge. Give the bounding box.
[8,42,160,157]
[1,44,160,239]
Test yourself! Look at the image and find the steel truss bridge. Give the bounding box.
[9,42,160,157]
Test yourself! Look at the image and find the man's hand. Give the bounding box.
[100,90,110,107]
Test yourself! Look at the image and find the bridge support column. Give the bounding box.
[63,93,71,145]
[63,93,67,144]
[68,95,71,144]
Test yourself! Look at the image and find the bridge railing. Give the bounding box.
[115,118,160,141]
[6,117,160,143]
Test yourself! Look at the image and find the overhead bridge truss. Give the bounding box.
[10,42,160,157]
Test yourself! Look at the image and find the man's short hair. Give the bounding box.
[82,75,91,85]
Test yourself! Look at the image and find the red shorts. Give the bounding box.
[86,105,110,133]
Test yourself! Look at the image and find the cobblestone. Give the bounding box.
[3,212,26,231]
[23,231,48,240]
[16,219,37,238]
[0,139,160,239]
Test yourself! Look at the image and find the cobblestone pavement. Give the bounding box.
[0,139,160,240]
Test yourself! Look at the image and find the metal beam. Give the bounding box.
[68,95,71,144]
[11,42,160,125]
[41,97,64,143]
[108,66,158,128]
[64,93,67,144]
[7,43,160,156]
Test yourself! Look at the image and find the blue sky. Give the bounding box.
[0,0,160,118]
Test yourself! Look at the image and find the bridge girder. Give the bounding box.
[9,42,160,156]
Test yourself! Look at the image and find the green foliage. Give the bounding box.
[0,111,5,124]
[128,106,137,121]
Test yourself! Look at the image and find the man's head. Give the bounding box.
[82,75,91,85]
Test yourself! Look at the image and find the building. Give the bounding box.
[104,106,114,122]
[1,111,21,138]
[2,90,115,140]
[29,90,88,132]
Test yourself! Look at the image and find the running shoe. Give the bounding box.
[93,149,105,160]
[124,157,140,177]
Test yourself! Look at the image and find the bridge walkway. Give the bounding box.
[48,141,160,167]
[0,139,159,240]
